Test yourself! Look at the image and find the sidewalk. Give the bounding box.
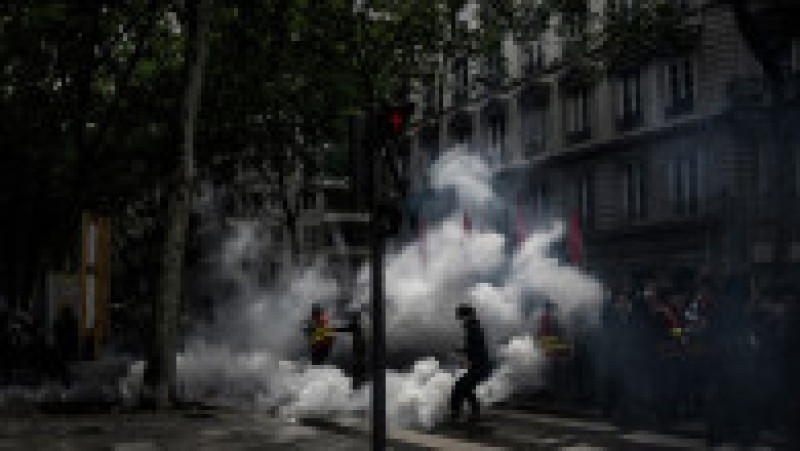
[0,408,375,450]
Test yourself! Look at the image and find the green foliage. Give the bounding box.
[599,0,700,73]
[0,0,707,304]
[0,1,186,305]
[508,0,702,88]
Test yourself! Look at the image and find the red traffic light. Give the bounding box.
[381,104,413,136]
[390,111,404,132]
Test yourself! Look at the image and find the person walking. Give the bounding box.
[450,304,490,423]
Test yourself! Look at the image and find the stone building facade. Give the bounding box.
[408,0,800,292]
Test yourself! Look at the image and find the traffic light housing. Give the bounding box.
[379,103,414,141]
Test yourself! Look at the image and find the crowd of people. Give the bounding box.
[597,271,798,445]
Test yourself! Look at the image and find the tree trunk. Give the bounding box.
[286,212,300,264]
[149,0,212,409]
[274,147,301,265]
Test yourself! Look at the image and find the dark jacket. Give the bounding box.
[460,318,489,370]
[54,307,79,361]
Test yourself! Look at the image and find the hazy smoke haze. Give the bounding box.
[120,148,605,430]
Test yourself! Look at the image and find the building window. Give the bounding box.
[665,57,694,116]
[564,87,591,143]
[578,171,595,227]
[779,38,799,76]
[614,0,636,14]
[423,83,437,115]
[304,225,318,250]
[271,226,283,246]
[563,3,588,38]
[522,106,545,155]
[622,161,647,220]
[616,69,643,130]
[483,46,506,88]
[522,41,545,76]
[302,192,316,210]
[453,57,469,104]
[449,113,472,148]
[667,153,700,216]
[338,221,369,248]
[487,114,506,162]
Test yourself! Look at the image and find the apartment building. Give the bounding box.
[409,0,800,291]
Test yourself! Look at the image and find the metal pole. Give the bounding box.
[369,114,387,451]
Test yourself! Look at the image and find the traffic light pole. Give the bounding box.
[359,103,410,450]
[368,116,387,451]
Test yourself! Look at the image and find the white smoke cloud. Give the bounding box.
[387,358,458,430]
[477,335,546,406]
[376,217,507,354]
[377,150,603,355]
[430,147,496,207]
[115,148,604,431]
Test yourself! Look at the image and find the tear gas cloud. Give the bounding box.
[121,147,604,430]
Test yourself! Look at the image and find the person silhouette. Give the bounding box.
[449,304,490,422]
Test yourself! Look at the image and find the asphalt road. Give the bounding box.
[309,407,787,450]
[0,406,787,450]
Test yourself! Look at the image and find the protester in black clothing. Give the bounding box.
[785,297,800,449]
[336,311,366,389]
[704,274,759,446]
[53,304,79,387]
[0,305,10,384]
[601,291,635,423]
[625,282,668,427]
[450,304,491,422]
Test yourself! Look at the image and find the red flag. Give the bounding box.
[568,211,583,265]
[515,197,526,246]
[463,210,472,233]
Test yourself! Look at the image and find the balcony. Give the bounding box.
[617,110,643,131]
[566,128,591,145]
[521,58,544,79]
[727,76,770,109]
[524,137,545,156]
[785,72,800,101]
[665,96,694,117]
[728,73,800,108]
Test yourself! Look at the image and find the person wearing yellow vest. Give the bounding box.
[536,302,570,358]
[307,304,335,365]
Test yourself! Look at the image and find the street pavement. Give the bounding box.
[0,409,380,451]
[0,406,788,450]
[312,407,787,450]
